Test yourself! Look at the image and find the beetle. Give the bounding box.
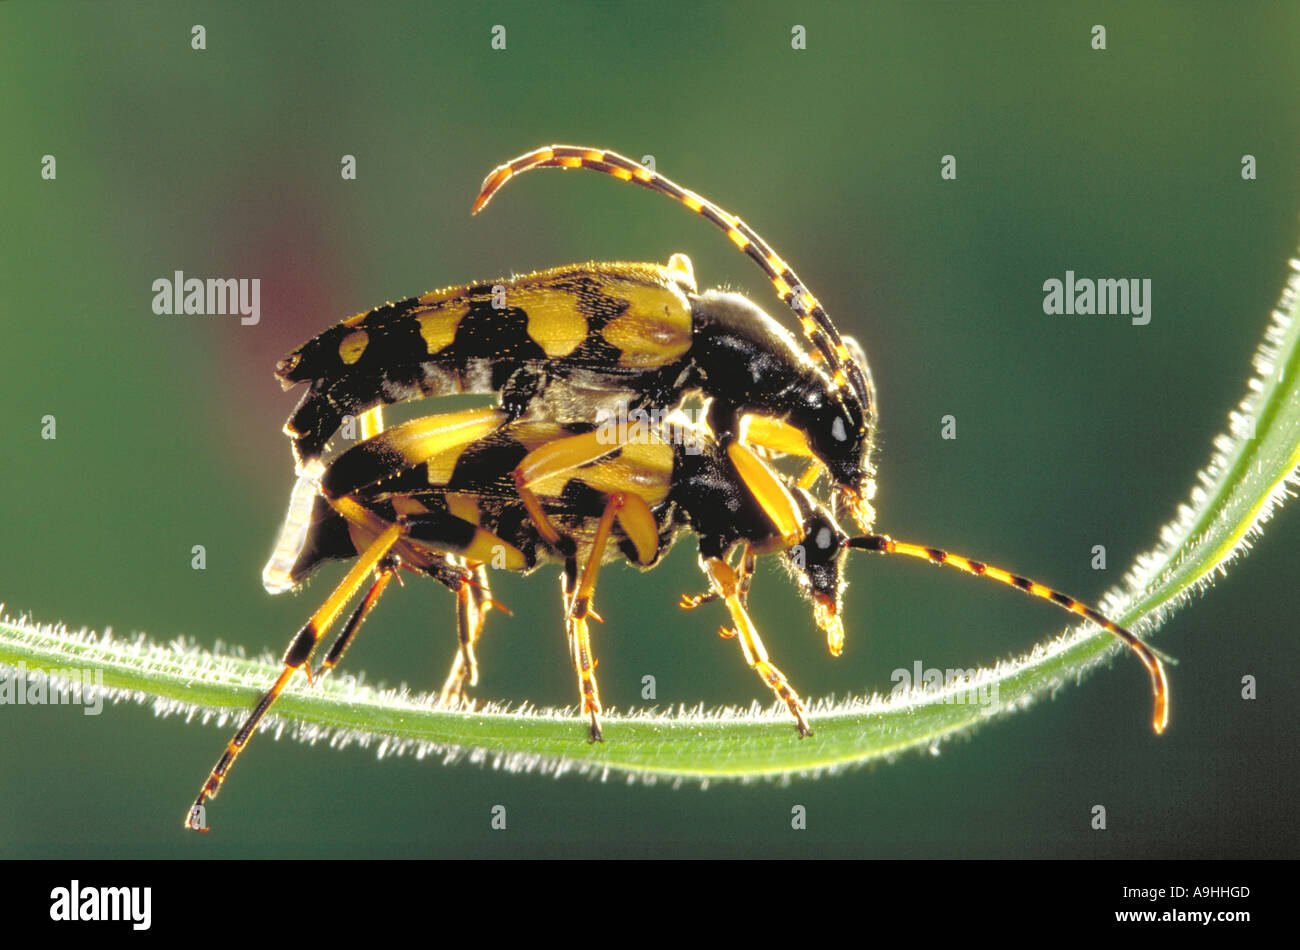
[275,146,878,536]
[186,408,853,827]
[185,406,1168,830]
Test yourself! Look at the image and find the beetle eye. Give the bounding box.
[831,416,847,442]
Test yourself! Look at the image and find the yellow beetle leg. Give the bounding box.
[186,523,405,829]
[726,441,803,548]
[701,555,812,737]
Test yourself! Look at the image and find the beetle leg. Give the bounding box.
[725,441,803,547]
[739,413,817,459]
[736,544,757,601]
[312,555,401,681]
[185,523,405,830]
[561,492,631,743]
[680,544,756,611]
[439,561,494,708]
[356,406,384,440]
[379,515,517,709]
[700,555,812,737]
[511,429,623,551]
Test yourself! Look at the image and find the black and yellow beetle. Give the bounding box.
[186,408,855,826]
[276,146,877,534]
[185,406,1168,829]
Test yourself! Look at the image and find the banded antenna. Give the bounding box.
[848,534,1171,734]
[472,145,872,420]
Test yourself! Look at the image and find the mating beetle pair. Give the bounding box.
[185,146,1168,829]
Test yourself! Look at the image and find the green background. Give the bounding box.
[2,1,1297,858]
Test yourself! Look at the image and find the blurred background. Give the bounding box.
[2,1,1297,858]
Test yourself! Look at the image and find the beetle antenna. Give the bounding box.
[846,534,1170,734]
